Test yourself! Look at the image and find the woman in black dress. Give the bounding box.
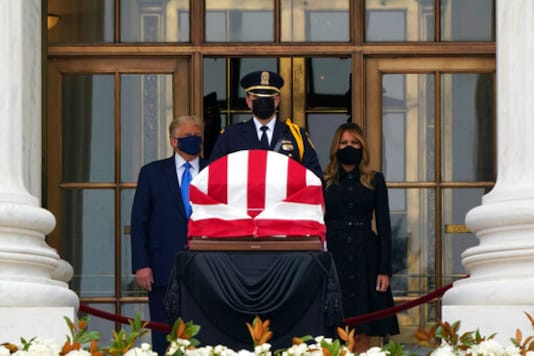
[324,123,399,352]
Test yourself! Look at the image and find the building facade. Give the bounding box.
[43,0,497,344]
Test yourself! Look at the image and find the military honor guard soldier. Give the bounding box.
[209,70,323,180]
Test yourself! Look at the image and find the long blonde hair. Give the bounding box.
[323,122,375,189]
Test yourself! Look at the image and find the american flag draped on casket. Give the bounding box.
[188,149,326,241]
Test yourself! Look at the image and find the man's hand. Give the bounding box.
[376,274,390,293]
[135,267,154,291]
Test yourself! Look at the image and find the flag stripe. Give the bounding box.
[264,151,287,208]
[189,218,254,238]
[191,201,251,220]
[287,158,307,197]
[207,155,228,204]
[255,219,326,238]
[247,150,267,217]
[228,152,248,212]
[256,201,324,222]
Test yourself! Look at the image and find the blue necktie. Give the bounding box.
[181,162,192,217]
[260,126,269,149]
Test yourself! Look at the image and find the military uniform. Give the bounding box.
[209,118,323,179]
[208,70,323,179]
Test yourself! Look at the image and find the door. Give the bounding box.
[46,56,190,338]
[365,56,496,340]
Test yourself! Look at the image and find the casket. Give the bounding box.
[188,150,325,250]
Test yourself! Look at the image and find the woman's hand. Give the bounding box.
[376,274,390,292]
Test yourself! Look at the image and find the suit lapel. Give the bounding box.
[241,119,263,149]
[163,156,186,216]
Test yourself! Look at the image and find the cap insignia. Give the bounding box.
[261,71,270,85]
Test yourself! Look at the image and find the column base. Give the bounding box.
[442,305,534,345]
[0,306,76,344]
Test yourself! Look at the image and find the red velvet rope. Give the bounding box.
[79,281,454,331]
[79,304,172,332]
[344,282,453,326]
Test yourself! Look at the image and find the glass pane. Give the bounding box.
[442,0,495,41]
[383,74,435,182]
[390,188,436,297]
[205,0,273,42]
[203,58,227,104]
[203,61,225,159]
[121,1,190,42]
[48,0,114,44]
[365,0,434,42]
[121,189,145,297]
[281,0,349,42]
[307,58,352,108]
[441,73,495,182]
[79,303,115,343]
[62,190,114,297]
[121,74,174,182]
[442,188,484,284]
[307,114,348,170]
[62,75,114,183]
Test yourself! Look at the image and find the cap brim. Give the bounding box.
[245,86,280,97]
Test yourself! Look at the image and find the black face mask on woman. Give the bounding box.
[252,97,275,119]
[336,146,363,166]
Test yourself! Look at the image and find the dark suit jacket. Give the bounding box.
[209,119,323,179]
[131,155,207,287]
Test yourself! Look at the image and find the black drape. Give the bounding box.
[165,251,344,350]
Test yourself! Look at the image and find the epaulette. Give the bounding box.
[285,118,304,161]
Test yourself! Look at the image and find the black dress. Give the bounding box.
[324,168,399,336]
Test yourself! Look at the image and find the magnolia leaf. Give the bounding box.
[414,329,432,342]
[522,335,533,345]
[185,323,201,338]
[516,329,523,343]
[336,326,348,341]
[451,320,461,332]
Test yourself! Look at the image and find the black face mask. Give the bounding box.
[336,146,363,165]
[252,97,275,119]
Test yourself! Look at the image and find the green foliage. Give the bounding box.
[19,337,37,351]
[382,340,415,356]
[321,338,341,356]
[166,317,201,347]
[64,315,100,345]
[105,313,149,356]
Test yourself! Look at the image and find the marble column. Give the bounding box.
[0,0,78,343]
[442,0,534,344]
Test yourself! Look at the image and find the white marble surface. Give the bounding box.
[485,0,534,203]
[0,0,79,333]
[443,0,534,338]
[442,306,534,345]
[0,307,75,344]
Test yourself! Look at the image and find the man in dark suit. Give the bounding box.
[209,70,323,179]
[131,115,206,354]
